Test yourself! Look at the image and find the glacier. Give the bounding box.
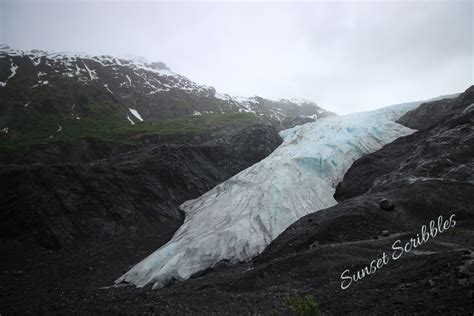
[116,102,422,289]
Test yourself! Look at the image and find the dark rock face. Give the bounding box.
[0,124,282,250]
[379,198,394,210]
[396,97,457,130]
[37,85,467,315]
[396,86,472,130]
[201,124,283,174]
[2,86,472,314]
[279,116,315,130]
[258,181,473,263]
[0,138,137,165]
[233,85,473,314]
[335,85,474,201]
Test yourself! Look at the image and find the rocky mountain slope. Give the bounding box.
[0,45,334,148]
[116,100,420,289]
[0,124,282,250]
[176,86,472,314]
[2,87,471,314]
[1,87,471,314]
[0,123,284,314]
[1,42,471,313]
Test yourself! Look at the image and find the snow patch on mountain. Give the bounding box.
[104,84,114,95]
[289,98,317,106]
[83,62,98,80]
[129,108,144,122]
[116,101,422,289]
[0,58,18,87]
[0,46,334,125]
[126,115,135,125]
[0,45,334,129]
[126,75,132,87]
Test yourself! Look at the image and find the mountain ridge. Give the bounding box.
[0,45,335,149]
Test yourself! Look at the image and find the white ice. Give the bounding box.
[129,108,144,121]
[116,101,423,290]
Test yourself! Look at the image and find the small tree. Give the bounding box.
[287,292,320,316]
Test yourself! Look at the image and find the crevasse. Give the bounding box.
[116,102,420,289]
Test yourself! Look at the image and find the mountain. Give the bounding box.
[110,87,470,315]
[0,45,334,148]
[116,98,424,289]
[1,86,471,314]
[0,124,282,249]
[1,43,471,314]
[159,86,470,315]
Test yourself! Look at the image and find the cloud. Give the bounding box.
[3,0,472,114]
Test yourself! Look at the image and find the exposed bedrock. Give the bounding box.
[0,124,282,250]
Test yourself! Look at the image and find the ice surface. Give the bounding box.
[116,101,423,289]
[129,108,144,121]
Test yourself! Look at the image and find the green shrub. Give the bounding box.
[287,292,320,316]
[0,112,261,149]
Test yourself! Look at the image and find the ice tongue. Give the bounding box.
[116,102,420,289]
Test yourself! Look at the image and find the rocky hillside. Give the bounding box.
[116,100,419,290]
[2,87,471,314]
[3,83,471,313]
[0,124,282,250]
[218,86,473,314]
[1,43,470,314]
[93,86,472,315]
[0,45,334,148]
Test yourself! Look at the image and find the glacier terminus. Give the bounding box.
[116,101,423,289]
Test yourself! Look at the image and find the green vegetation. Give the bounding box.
[287,292,320,316]
[0,111,261,150]
[0,66,260,150]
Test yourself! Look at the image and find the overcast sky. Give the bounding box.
[1,0,472,114]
